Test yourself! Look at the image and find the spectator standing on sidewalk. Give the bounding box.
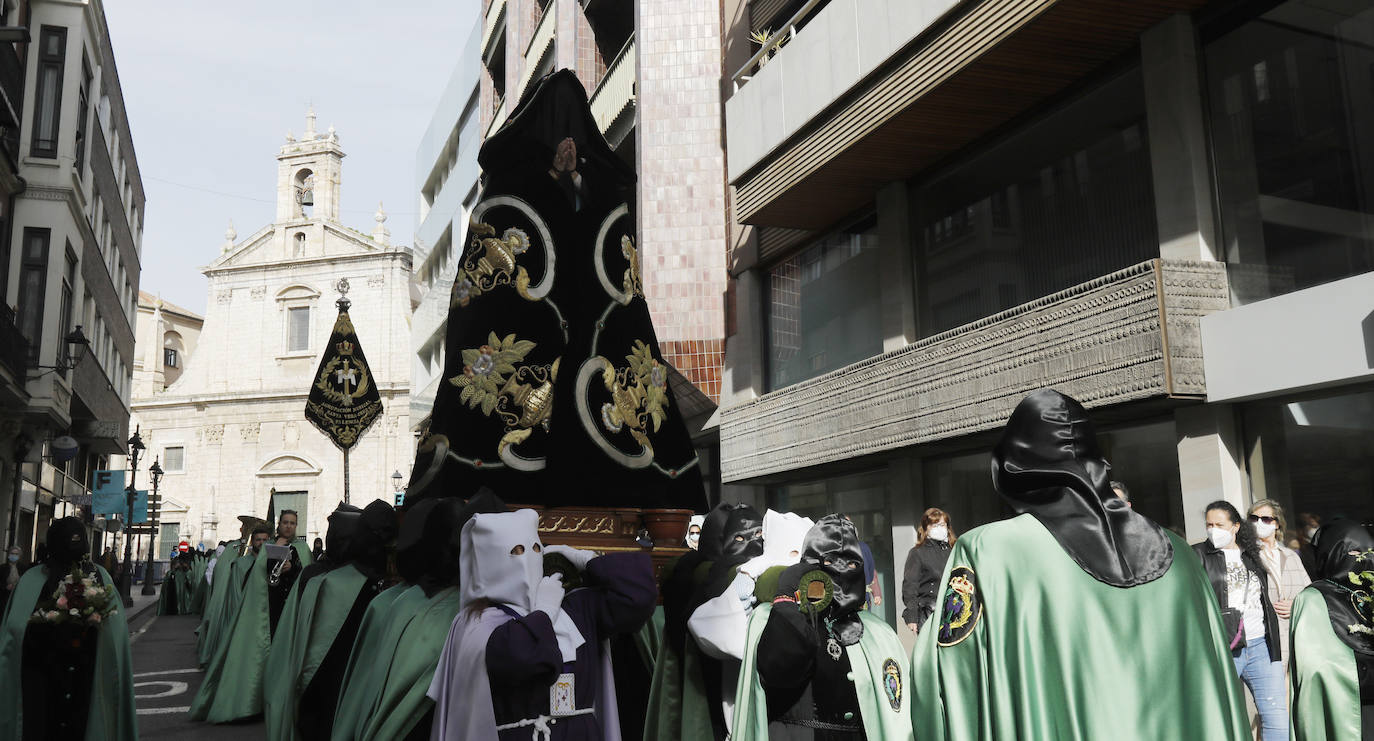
[902,508,955,634]
[1249,499,1310,666]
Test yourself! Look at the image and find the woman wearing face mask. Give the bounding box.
[1248,499,1310,670]
[901,508,955,635]
[1194,501,1287,741]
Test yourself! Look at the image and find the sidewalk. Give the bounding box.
[125,586,161,626]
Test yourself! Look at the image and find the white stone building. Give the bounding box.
[126,110,413,547]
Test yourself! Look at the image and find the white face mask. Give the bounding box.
[1306,527,1318,540]
[1253,521,1277,540]
[1208,526,1234,549]
[927,525,949,543]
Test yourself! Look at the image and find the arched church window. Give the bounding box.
[294,232,307,257]
[295,169,315,218]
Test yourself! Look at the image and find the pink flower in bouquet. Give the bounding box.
[55,596,68,609]
[86,612,102,625]
[84,586,102,599]
[44,611,59,621]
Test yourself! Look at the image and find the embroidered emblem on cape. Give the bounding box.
[448,331,558,470]
[937,566,981,647]
[1340,551,1374,638]
[882,658,902,710]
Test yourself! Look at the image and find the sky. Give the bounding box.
[105,1,478,314]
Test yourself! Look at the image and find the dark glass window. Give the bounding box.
[74,54,91,176]
[30,26,66,158]
[164,347,178,368]
[17,228,50,361]
[57,246,74,372]
[287,306,310,352]
[1205,2,1374,305]
[912,67,1158,337]
[765,214,882,390]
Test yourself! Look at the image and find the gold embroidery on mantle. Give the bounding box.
[449,332,558,461]
[453,222,535,308]
[597,340,670,451]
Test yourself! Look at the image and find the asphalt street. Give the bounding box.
[128,611,265,740]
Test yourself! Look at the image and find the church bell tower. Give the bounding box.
[276,106,344,223]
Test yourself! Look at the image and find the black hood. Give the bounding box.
[351,499,397,576]
[799,515,868,646]
[324,503,363,563]
[1311,520,1374,657]
[991,389,1173,587]
[720,506,764,560]
[663,503,759,654]
[46,517,89,566]
[397,488,505,596]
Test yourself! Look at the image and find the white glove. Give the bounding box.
[532,573,565,617]
[731,572,757,610]
[544,544,596,571]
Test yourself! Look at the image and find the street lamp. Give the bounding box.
[31,326,90,375]
[140,458,163,596]
[391,470,404,507]
[118,426,144,607]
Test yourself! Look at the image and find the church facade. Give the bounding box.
[127,110,413,547]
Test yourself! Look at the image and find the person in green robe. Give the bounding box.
[332,490,503,741]
[264,500,396,741]
[268,509,314,635]
[909,389,1250,740]
[190,521,274,722]
[732,514,913,741]
[196,539,241,664]
[0,517,138,740]
[1290,519,1374,740]
[189,548,210,614]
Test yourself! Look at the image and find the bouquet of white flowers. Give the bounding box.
[29,564,119,627]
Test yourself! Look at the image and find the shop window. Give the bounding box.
[1205,2,1374,305]
[1242,389,1374,539]
[765,214,882,391]
[912,66,1157,337]
[769,468,894,625]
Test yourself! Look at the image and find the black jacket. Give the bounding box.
[901,539,951,627]
[1192,541,1281,662]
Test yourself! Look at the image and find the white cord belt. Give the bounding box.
[494,707,595,741]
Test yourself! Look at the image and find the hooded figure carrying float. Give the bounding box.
[427,509,656,740]
[910,389,1250,739]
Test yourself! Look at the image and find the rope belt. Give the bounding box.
[495,708,595,741]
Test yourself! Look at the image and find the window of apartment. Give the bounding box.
[31,26,67,158]
[912,66,1158,338]
[769,468,894,625]
[57,246,75,371]
[74,54,92,176]
[583,0,633,86]
[765,213,882,391]
[1204,1,1374,305]
[164,347,178,369]
[163,446,185,473]
[287,306,311,352]
[157,523,180,560]
[17,229,50,361]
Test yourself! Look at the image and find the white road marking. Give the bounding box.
[136,706,190,716]
[129,615,158,642]
[134,680,188,699]
[134,667,202,678]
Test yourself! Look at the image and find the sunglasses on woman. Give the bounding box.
[1248,514,1277,525]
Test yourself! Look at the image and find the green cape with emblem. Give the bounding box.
[1290,586,1366,741]
[331,582,418,741]
[731,603,912,741]
[190,547,272,722]
[263,564,370,741]
[910,515,1248,740]
[331,584,462,741]
[0,563,138,740]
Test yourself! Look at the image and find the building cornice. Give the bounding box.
[132,384,410,410]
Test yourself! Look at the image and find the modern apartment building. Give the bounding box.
[718,0,1374,634]
[411,16,482,442]
[0,0,144,559]
[478,0,729,498]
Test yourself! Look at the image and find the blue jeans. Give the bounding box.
[1233,637,1287,741]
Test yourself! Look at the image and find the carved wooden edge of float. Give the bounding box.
[719,259,1231,482]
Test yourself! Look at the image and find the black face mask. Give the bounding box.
[798,515,868,619]
[1311,520,1374,659]
[720,507,764,560]
[991,389,1173,587]
[46,517,89,565]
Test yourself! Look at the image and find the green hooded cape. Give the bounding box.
[189,555,210,614]
[263,564,369,741]
[0,564,138,740]
[331,582,418,741]
[1290,586,1366,740]
[197,543,247,666]
[178,561,196,614]
[330,585,462,740]
[642,560,720,741]
[732,604,912,741]
[190,547,272,722]
[910,515,1249,740]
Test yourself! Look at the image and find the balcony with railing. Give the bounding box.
[515,0,557,104]
[0,39,23,165]
[482,0,508,61]
[589,36,636,146]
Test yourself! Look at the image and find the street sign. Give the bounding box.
[177,541,189,553]
[91,470,126,515]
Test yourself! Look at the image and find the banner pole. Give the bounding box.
[343,447,351,504]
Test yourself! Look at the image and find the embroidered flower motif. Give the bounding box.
[504,228,530,255]
[471,345,497,377]
[650,362,666,389]
[454,277,475,308]
[601,402,623,433]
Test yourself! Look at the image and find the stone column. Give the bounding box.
[1174,404,1248,541]
[886,456,923,650]
[876,182,917,351]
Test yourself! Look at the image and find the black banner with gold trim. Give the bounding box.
[305,299,383,451]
